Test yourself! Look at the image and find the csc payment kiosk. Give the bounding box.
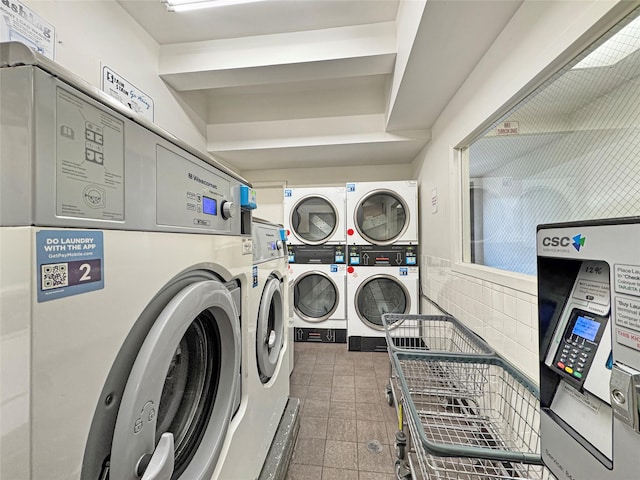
[537,218,640,479]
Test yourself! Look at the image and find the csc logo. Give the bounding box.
[542,236,571,247]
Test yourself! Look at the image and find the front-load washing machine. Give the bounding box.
[288,244,347,343]
[345,181,419,246]
[283,186,346,245]
[346,265,419,351]
[214,219,290,479]
[0,42,259,480]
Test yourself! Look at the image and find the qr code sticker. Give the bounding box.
[41,263,69,290]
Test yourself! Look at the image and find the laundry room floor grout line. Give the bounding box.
[286,342,399,480]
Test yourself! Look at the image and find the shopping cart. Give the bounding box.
[382,314,495,407]
[383,314,495,356]
[391,351,550,480]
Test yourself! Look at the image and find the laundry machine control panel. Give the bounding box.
[348,244,417,266]
[287,244,345,264]
[0,57,248,236]
[156,145,241,233]
[253,221,286,262]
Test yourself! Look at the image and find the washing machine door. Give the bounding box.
[109,280,241,480]
[257,276,284,383]
[355,274,409,330]
[294,271,339,322]
[354,189,409,245]
[290,195,339,244]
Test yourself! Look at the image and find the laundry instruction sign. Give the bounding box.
[0,0,55,59]
[102,66,155,122]
[36,230,104,302]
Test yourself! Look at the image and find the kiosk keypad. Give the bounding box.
[553,309,607,388]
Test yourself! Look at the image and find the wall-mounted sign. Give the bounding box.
[101,66,154,122]
[496,121,519,136]
[0,0,55,59]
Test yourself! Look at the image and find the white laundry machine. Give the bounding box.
[345,181,419,246]
[288,244,347,343]
[283,186,346,245]
[0,42,261,480]
[346,265,419,351]
[214,219,290,479]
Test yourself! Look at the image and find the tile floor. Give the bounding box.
[286,342,400,480]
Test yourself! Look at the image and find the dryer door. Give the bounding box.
[354,189,409,245]
[109,280,241,480]
[294,271,339,322]
[355,274,409,330]
[256,276,284,383]
[290,195,339,244]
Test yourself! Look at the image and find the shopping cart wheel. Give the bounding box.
[395,431,407,460]
[385,384,394,406]
[394,459,411,480]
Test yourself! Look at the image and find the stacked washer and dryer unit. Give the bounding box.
[0,42,288,480]
[284,187,348,344]
[345,181,420,351]
[283,181,420,351]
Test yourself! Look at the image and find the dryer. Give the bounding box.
[345,181,419,246]
[288,244,347,343]
[346,266,419,351]
[0,43,258,480]
[215,219,290,479]
[283,186,346,245]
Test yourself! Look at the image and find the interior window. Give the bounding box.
[462,8,640,275]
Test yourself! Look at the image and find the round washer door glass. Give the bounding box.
[155,311,220,477]
[355,275,408,329]
[294,272,339,322]
[355,191,408,244]
[257,277,284,383]
[109,280,240,480]
[291,196,338,244]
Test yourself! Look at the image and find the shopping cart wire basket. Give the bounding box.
[391,351,546,480]
[382,314,495,356]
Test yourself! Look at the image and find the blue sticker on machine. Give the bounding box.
[284,189,292,197]
[399,267,408,276]
[346,183,356,192]
[36,230,104,302]
[253,265,258,288]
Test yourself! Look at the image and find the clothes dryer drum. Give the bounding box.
[0,42,258,480]
[283,186,346,245]
[346,266,419,351]
[345,181,419,246]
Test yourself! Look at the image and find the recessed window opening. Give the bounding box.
[461,8,640,275]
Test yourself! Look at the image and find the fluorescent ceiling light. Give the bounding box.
[164,0,266,12]
[573,15,640,69]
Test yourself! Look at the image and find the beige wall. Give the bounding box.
[412,0,633,382]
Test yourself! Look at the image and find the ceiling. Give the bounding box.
[117,0,523,174]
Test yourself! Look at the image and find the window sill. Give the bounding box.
[451,262,537,296]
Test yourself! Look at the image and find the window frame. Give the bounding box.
[449,4,640,295]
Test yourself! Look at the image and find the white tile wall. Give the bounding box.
[422,255,540,384]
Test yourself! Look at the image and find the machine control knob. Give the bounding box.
[276,240,284,250]
[221,201,234,219]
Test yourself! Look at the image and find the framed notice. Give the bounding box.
[102,66,155,122]
[0,0,55,59]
